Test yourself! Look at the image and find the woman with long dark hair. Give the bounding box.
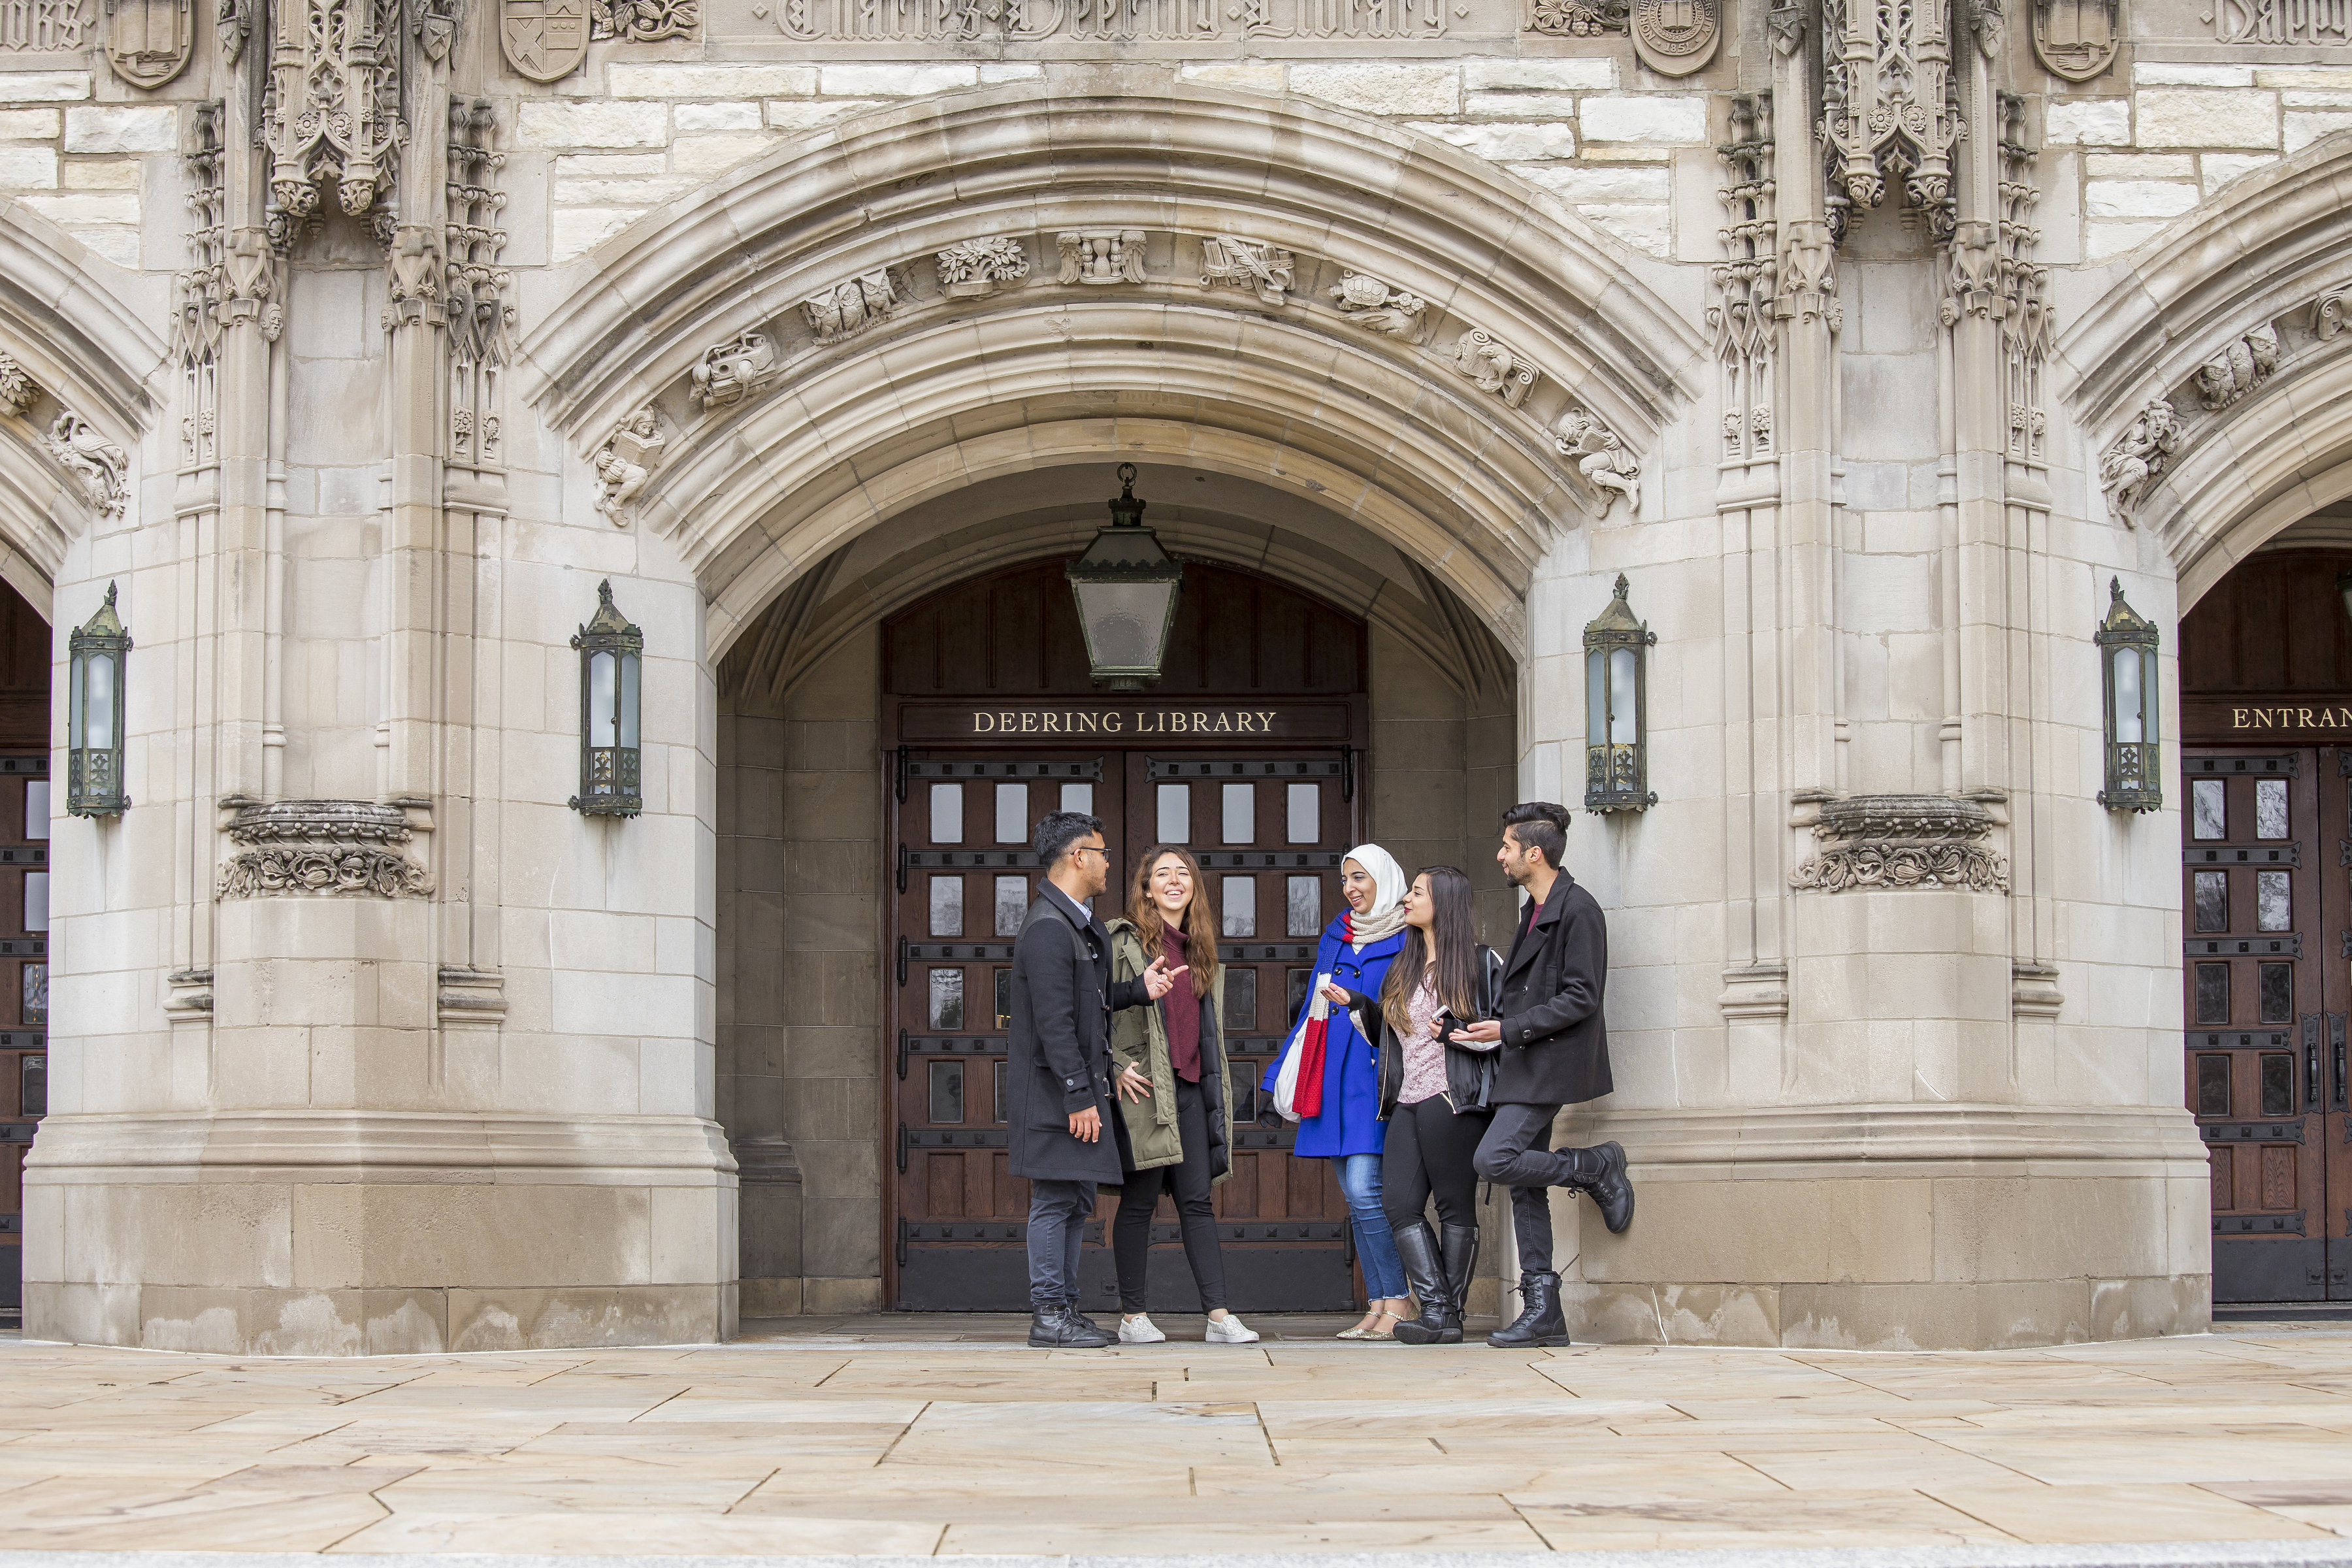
[1343,866,1497,1345]
[1105,845,1260,1344]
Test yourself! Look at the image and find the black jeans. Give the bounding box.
[1382,1095,1487,1232]
[1111,1076,1227,1312]
[1472,1102,1569,1273]
[1027,1178,1096,1311]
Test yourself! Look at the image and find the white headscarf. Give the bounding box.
[1341,843,1409,947]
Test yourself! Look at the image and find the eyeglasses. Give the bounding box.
[1071,845,1109,861]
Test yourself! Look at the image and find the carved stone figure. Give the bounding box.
[500,0,589,80]
[105,0,195,88]
[2033,0,2120,80]
[690,330,781,408]
[2098,399,2183,527]
[1329,272,1428,342]
[1821,0,1963,240]
[1630,0,1718,74]
[593,406,666,522]
[1452,327,1535,409]
[804,270,902,345]
[217,800,432,900]
[1554,409,1642,516]
[1526,0,1626,33]
[1058,230,1149,287]
[1790,795,2009,894]
[934,236,1030,300]
[1200,236,1296,307]
[40,412,129,520]
[2196,324,2282,410]
[0,352,36,419]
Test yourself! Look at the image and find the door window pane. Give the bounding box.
[928,1059,966,1124]
[2259,962,2293,1025]
[927,968,964,1030]
[24,871,45,933]
[1222,783,1255,845]
[1157,783,1190,843]
[2261,1053,2295,1119]
[994,966,1012,1030]
[1287,876,1321,937]
[1229,1062,1256,1123]
[22,962,44,1024]
[930,782,964,844]
[996,875,1028,937]
[1060,783,1094,814]
[2196,1054,2230,1118]
[2193,870,2227,933]
[930,875,964,937]
[1286,783,1320,845]
[2191,778,2226,840]
[1222,875,1256,937]
[2257,870,2291,932]
[2255,778,2288,841]
[1222,967,1256,1033]
[996,783,1027,845]
[19,1053,42,1117]
[1287,967,1314,1030]
[2194,962,2229,1024]
[24,780,46,841]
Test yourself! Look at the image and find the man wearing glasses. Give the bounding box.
[1008,811,1184,1347]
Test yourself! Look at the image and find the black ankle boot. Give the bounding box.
[1028,1305,1111,1348]
[1486,1270,1568,1348]
[1391,1222,1462,1345]
[1563,1140,1635,1235]
[1440,1224,1478,1315]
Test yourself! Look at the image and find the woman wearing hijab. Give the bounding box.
[1264,845,1413,1339]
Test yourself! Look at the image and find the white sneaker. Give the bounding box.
[1117,1314,1168,1344]
[1205,1313,1261,1344]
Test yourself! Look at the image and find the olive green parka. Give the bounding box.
[1105,919,1232,1183]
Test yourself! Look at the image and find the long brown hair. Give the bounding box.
[1126,844,1220,988]
[1382,866,1478,1035]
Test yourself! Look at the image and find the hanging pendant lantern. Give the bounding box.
[1066,463,1183,693]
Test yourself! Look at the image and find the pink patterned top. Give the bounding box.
[1397,975,1447,1107]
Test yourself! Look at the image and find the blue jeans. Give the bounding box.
[1338,1152,1409,1301]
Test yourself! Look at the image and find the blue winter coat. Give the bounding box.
[1261,921,1406,1158]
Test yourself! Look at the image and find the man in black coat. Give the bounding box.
[1007,810,1182,1348]
[1448,801,1635,1348]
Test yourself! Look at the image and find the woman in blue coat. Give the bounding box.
[1265,843,1413,1339]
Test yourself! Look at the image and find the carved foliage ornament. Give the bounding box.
[1526,0,1626,33]
[218,800,431,900]
[1821,0,1963,242]
[501,0,587,80]
[2098,397,2182,528]
[2196,323,2282,410]
[593,405,664,522]
[1629,0,1718,75]
[1790,794,2010,894]
[2033,0,2120,80]
[1452,327,1535,408]
[2317,280,2352,340]
[591,0,694,37]
[1330,272,1428,342]
[0,351,35,419]
[1200,236,1296,307]
[934,235,1029,300]
[105,0,195,88]
[690,330,779,408]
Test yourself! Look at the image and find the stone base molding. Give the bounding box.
[1552,1103,2211,1350]
[22,1111,740,1354]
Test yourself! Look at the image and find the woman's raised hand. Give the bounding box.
[1141,955,1188,999]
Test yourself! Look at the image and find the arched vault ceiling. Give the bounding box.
[516,78,1705,659]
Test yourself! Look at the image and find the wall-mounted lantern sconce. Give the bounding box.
[2096,576,2162,813]
[1066,462,1182,693]
[1583,573,1656,813]
[570,579,642,818]
[67,581,129,818]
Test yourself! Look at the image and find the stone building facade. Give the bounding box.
[0,0,2344,1352]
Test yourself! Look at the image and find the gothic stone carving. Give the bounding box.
[1452,327,1535,409]
[1790,794,2009,894]
[1526,0,1625,33]
[2317,280,2352,340]
[1822,0,1963,240]
[1712,93,1776,464]
[105,0,194,88]
[39,412,129,520]
[1554,409,1641,516]
[2033,0,2119,79]
[690,330,779,408]
[593,406,665,522]
[591,0,694,37]
[804,270,901,344]
[1330,272,1427,342]
[446,98,512,470]
[2099,399,2183,527]
[1200,236,1296,307]
[382,224,442,331]
[2195,324,2282,410]
[500,0,588,80]
[262,0,406,246]
[0,352,35,418]
[934,236,1029,300]
[1630,0,1718,74]
[1058,230,1149,287]
[218,800,431,899]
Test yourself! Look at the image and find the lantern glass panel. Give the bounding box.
[1609,647,1638,745]
[618,653,640,749]
[1077,581,1177,671]
[2141,649,2159,742]
[86,652,115,749]
[588,651,616,748]
[1585,650,1606,743]
[2112,647,2142,743]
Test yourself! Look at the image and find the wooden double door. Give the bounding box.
[2184,747,2352,1301]
[887,739,1364,1312]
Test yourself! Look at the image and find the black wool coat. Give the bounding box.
[1494,874,1614,1107]
[1005,890,1154,1185]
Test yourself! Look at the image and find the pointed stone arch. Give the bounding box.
[514,76,1705,663]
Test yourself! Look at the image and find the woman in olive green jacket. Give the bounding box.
[1106,845,1258,1345]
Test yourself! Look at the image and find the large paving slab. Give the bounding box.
[7,1316,2352,1556]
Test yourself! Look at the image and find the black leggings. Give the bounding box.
[1112,1077,1228,1311]
[1383,1095,1487,1232]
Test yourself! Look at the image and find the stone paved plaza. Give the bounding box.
[11,1318,2352,1556]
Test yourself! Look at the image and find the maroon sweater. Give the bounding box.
[1161,926,1203,1083]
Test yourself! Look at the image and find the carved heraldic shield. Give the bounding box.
[2032,0,2119,81]
[502,0,588,82]
[105,0,194,88]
